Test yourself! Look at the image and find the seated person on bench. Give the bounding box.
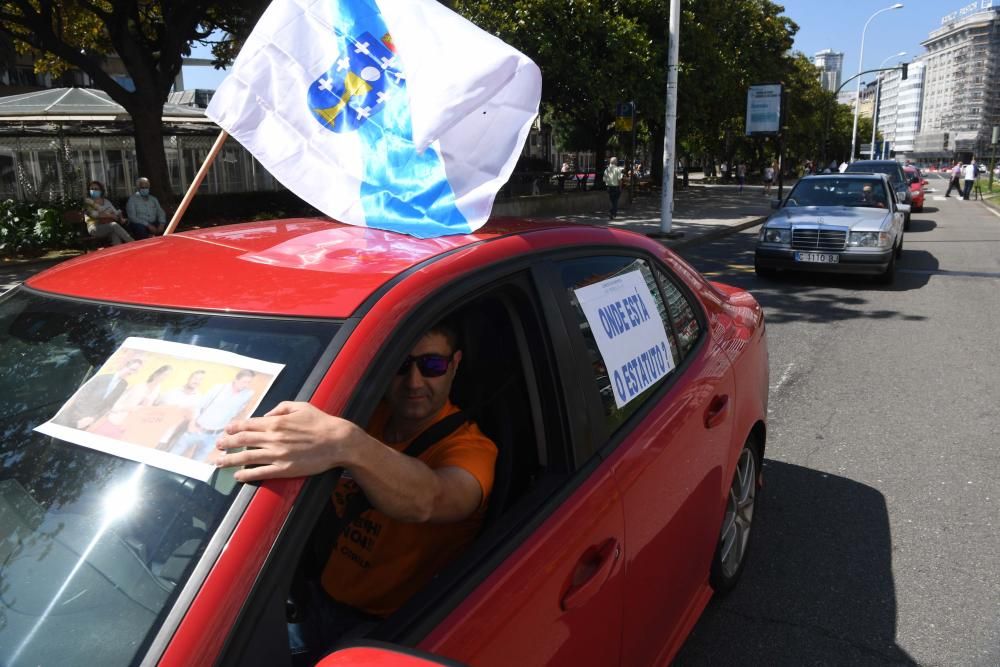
[215,320,497,661]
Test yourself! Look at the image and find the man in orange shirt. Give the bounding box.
[215,320,496,657]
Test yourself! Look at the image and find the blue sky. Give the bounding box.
[178,0,988,92]
[778,0,989,87]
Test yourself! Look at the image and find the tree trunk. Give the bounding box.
[128,106,175,209]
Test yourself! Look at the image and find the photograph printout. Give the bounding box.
[574,270,676,409]
[36,337,284,482]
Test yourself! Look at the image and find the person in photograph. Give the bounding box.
[170,370,256,461]
[52,358,145,429]
[155,370,207,449]
[89,364,172,439]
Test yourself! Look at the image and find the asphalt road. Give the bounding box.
[673,172,1000,666]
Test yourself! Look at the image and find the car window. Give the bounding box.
[0,290,337,666]
[846,162,902,184]
[786,178,886,208]
[655,268,702,359]
[558,256,681,433]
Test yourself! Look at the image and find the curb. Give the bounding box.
[0,250,84,269]
[661,216,767,250]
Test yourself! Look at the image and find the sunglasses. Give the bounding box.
[397,353,453,378]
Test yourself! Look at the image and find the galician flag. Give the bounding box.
[206,0,542,238]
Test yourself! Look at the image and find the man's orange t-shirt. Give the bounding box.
[320,401,497,617]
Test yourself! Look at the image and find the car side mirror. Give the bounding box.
[770,199,781,209]
[922,179,929,185]
[316,646,465,667]
[897,203,911,214]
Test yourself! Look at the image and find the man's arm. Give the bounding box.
[154,197,166,224]
[126,196,139,224]
[214,402,484,523]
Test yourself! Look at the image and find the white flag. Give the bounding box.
[206,0,541,238]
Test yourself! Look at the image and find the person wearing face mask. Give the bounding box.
[83,180,133,246]
[125,177,167,239]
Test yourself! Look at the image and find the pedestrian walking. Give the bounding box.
[603,156,624,219]
[838,160,849,173]
[736,161,747,193]
[944,162,962,197]
[962,160,978,200]
[763,162,775,196]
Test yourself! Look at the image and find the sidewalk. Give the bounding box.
[2,178,779,290]
[551,177,784,249]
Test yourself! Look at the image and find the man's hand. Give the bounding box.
[215,401,365,483]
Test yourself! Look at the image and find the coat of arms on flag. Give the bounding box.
[308,31,403,134]
[206,0,541,239]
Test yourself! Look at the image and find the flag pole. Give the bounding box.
[163,130,229,235]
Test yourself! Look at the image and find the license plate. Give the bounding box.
[795,252,839,263]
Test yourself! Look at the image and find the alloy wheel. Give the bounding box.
[718,447,757,579]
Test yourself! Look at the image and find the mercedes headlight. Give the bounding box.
[760,228,790,244]
[848,231,892,248]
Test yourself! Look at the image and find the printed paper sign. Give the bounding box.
[36,337,284,482]
[745,83,782,136]
[574,270,676,409]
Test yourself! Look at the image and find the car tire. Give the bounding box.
[877,248,897,285]
[903,213,911,231]
[709,436,762,595]
[754,261,777,279]
[895,235,904,259]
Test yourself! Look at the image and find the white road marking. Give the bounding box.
[983,203,1000,218]
[771,362,794,393]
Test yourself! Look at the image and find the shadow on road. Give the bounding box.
[674,461,917,666]
[907,218,937,233]
[682,234,938,324]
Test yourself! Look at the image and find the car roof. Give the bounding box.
[25,218,575,318]
[799,173,888,181]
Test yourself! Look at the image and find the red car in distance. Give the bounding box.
[0,219,768,667]
[904,166,927,212]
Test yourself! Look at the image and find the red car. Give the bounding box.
[0,219,768,666]
[904,166,926,212]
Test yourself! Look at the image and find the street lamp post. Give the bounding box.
[849,3,903,163]
[870,51,906,160]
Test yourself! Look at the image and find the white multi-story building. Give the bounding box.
[814,49,844,93]
[874,61,925,158]
[912,4,1000,162]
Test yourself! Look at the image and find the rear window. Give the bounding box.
[786,177,888,208]
[845,162,903,184]
[0,289,337,665]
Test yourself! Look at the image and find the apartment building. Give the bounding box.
[814,49,844,93]
[913,5,1000,161]
[875,61,926,158]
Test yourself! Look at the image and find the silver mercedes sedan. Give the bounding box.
[754,173,908,284]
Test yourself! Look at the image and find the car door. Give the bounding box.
[412,270,626,667]
[550,253,736,666]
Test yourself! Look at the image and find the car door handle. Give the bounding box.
[704,394,730,429]
[560,538,621,612]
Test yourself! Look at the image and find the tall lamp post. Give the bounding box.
[870,51,907,159]
[849,3,904,163]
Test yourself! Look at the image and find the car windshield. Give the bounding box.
[845,162,902,183]
[785,178,889,209]
[0,289,338,665]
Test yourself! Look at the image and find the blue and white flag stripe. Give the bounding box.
[207,0,541,238]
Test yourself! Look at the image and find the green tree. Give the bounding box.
[450,0,659,183]
[0,0,269,206]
